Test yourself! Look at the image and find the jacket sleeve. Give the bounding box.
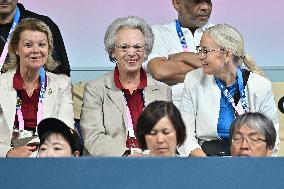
[80,81,127,156]
[178,74,202,156]
[56,75,74,129]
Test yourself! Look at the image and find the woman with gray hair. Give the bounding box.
[80,16,171,156]
[230,112,276,157]
[179,24,279,157]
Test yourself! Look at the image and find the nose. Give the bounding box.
[32,45,40,53]
[156,133,165,144]
[240,138,250,150]
[199,1,212,12]
[45,149,56,157]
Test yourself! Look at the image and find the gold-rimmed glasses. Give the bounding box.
[196,45,225,59]
[115,43,145,53]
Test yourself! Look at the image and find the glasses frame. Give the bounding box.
[196,45,225,59]
[115,43,145,53]
[231,135,267,146]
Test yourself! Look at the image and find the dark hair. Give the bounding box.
[38,118,82,156]
[137,101,186,150]
[229,112,276,150]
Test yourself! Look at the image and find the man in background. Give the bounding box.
[147,0,213,108]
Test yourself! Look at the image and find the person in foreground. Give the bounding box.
[38,118,81,157]
[137,101,186,157]
[179,24,279,157]
[230,112,276,157]
[0,18,74,157]
[80,16,172,157]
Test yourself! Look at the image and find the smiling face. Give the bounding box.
[145,116,177,157]
[112,28,145,74]
[173,0,212,29]
[199,32,229,76]
[16,30,49,72]
[231,124,273,157]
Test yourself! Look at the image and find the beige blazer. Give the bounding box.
[80,71,172,156]
[0,69,74,157]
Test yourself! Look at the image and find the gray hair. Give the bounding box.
[104,15,154,62]
[229,112,276,150]
[206,24,264,76]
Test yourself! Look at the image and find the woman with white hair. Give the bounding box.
[179,24,279,157]
[80,16,171,157]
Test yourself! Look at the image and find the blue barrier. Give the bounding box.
[0,157,283,189]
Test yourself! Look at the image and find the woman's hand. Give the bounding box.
[6,146,37,157]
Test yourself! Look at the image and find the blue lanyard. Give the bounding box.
[215,67,249,116]
[0,6,20,65]
[8,6,20,39]
[175,20,188,52]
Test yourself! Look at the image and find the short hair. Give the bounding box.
[38,118,82,156]
[4,18,57,72]
[229,112,276,150]
[104,15,154,62]
[206,24,264,76]
[137,101,186,150]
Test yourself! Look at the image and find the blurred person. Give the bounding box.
[137,101,186,157]
[147,0,213,108]
[230,112,275,157]
[80,16,172,157]
[179,24,279,157]
[0,0,70,76]
[38,118,81,157]
[0,18,74,157]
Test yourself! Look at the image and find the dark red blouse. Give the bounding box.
[114,66,147,149]
[13,70,44,130]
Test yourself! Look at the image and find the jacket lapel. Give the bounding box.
[144,76,159,106]
[105,72,127,127]
[43,73,57,119]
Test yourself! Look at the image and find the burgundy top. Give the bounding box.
[114,66,147,149]
[13,70,45,130]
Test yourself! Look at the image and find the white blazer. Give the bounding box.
[0,69,74,157]
[178,68,279,156]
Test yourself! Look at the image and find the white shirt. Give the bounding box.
[146,20,214,108]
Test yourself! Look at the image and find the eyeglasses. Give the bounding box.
[231,134,266,146]
[115,43,145,53]
[196,46,225,59]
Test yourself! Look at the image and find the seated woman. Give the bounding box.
[230,112,276,157]
[0,18,74,157]
[137,101,186,157]
[38,118,81,157]
[80,16,172,157]
[179,24,279,157]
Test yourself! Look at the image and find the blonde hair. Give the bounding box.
[207,24,264,76]
[2,18,58,72]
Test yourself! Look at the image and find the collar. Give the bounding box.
[114,66,147,90]
[13,68,41,91]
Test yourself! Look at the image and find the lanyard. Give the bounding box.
[0,6,20,67]
[175,20,188,52]
[16,67,46,130]
[215,67,249,116]
[122,90,145,139]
